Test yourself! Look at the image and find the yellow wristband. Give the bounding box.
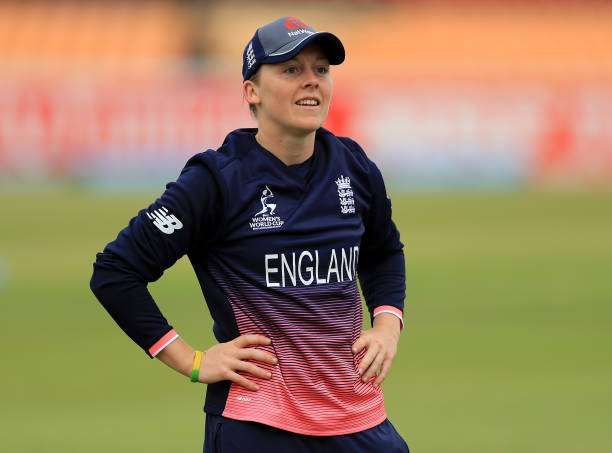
[190,350,203,383]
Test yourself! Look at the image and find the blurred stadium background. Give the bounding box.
[1,1,611,452]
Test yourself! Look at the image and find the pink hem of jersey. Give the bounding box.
[148,329,179,357]
[373,305,404,329]
[220,408,388,437]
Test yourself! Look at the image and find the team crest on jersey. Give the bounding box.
[249,185,284,231]
[335,175,355,214]
[146,206,183,234]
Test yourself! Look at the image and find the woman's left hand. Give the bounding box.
[352,315,401,387]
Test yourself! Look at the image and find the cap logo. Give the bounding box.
[246,42,256,69]
[284,17,308,30]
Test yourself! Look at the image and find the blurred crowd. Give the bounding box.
[1,0,611,188]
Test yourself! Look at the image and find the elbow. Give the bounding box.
[89,252,120,298]
[89,252,148,301]
[89,265,102,297]
[89,259,112,301]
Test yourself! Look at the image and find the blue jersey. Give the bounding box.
[90,127,405,436]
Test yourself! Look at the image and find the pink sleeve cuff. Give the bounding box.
[373,305,404,330]
[148,329,179,357]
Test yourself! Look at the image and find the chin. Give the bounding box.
[287,118,324,135]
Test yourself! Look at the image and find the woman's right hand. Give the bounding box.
[199,334,277,391]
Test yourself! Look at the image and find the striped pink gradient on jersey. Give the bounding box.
[208,261,387,436]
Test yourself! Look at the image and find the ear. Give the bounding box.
[243,80,260,107]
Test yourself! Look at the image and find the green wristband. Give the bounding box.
[190,368,199,383]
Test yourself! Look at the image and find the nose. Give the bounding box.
[302,67,319,89]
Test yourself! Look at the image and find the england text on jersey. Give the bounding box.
[264,246,359,287]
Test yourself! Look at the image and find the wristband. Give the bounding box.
[190,350,203,383]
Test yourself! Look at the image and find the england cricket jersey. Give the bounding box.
[90,127,405,436]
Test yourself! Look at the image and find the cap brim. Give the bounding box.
[264,31,345,65]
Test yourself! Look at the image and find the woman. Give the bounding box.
[90,17,409,452]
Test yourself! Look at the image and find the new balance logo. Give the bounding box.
[146,206,183,234]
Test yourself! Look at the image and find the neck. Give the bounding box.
[255,125,316,166]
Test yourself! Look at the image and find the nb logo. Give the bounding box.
[146,206,183,235]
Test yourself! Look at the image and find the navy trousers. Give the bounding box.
[203,413,409,452]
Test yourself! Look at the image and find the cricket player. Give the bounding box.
[90,17,409,452]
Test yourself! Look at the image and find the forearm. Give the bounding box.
[155,337,196,378]
[90,255,174,357]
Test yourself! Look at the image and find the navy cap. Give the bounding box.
[242,17,345,81]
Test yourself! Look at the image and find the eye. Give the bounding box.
[284,66,299,74]
[317,66,330,74]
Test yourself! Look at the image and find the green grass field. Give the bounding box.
[2,188,611,452]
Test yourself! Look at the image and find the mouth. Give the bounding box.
[295,97,321,108]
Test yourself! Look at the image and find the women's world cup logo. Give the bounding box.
[255,185,277,217]
[250,186,284,231]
